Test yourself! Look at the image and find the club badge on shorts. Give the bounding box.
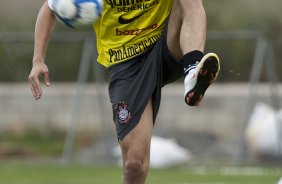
[116,101,132,125]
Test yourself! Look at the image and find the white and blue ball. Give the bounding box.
[48,0,103,28]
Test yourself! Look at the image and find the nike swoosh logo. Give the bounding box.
[118,9,150,24]
[189,73,196,80]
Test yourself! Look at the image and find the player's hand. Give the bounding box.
[28,61,51,100]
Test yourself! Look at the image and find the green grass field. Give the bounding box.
[0,163,281,184]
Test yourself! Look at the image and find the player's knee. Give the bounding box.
[176,0,204,18]
[178,0,203,9]
[124,159,145,177]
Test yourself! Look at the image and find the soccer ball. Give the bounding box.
[48,0,103,28]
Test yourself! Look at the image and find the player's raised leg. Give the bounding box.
[119,100,153,184]
[167,0,220,106]
[167,0,206,60]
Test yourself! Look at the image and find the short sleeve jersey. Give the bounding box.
[48,0,173,67]
[94,0,173,67]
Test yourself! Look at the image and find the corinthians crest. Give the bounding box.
[115,101,132,124]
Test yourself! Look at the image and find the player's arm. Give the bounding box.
[28,0,55,100]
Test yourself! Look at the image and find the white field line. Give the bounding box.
[176,183,245,184]
[219,167,281,176]
[184,166,282,176]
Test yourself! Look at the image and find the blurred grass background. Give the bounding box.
[0,164,281,184]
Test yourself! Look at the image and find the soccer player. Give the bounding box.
[28,0,220,184]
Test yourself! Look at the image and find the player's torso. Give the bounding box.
[94,0,173,67]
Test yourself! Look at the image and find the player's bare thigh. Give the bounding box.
[119,99,153,167]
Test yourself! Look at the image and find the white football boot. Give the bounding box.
[184,53,220,106]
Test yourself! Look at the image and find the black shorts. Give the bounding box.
[108,26,183,140]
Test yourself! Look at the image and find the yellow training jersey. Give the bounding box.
[93,0,173,67]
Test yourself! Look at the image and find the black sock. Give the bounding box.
[182,50,204,76]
